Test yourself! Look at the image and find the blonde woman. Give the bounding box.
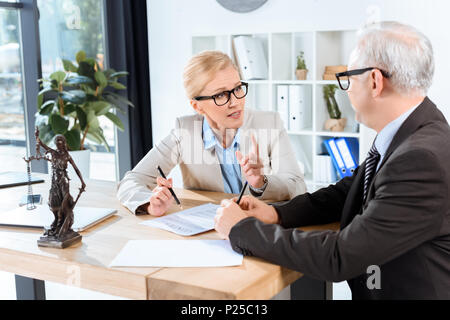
[117,51,306,216]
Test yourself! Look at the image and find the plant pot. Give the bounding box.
[324,118,347,132]
[48,149,91,181]
[295,69,308,80]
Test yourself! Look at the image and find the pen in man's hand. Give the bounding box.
[156,166,182,209]
[236,181,248,205]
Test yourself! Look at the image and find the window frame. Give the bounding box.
[0,0,46,173]
[0,0,133,178]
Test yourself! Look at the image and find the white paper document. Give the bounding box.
[140,203,220,236]
[109,240,243,268]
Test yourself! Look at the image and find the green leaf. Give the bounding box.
[109,71,129,79]
[62,59,78,73]
[50,79,58,90]
[104,112,124,131]
[76,107,87,130]
[65,76,94,86]
[90,101,111,116]
[50,71,66,84]
[64,128,81,151]
[108,81,126,90]
[87,127,110,151]
[95,71,108,88]
[76,51,86,64]
[60,90,86,105]
[77,61,95,79]
[37,93,44,110]
[104,68,117,78]
[49,114,69,134]
[85,58,97,68]
[64,104,77,115]
[38,87,54,96]
[86,130,102,144]
[97,128,110,152]
[87,109,100,129]
[103,92,135,108]
[38,124,55,145]
[39,100,55,115]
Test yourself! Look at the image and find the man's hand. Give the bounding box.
[214,199,248,239]
[233,195,280,224]
[236,135,265,189]
[148,177,174,217]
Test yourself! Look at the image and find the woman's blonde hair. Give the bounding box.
[183,51,239,99]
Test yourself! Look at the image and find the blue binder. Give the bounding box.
[323,138,349,178]
[335,137,359,176]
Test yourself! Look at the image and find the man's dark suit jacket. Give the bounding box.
[229,97,450,299]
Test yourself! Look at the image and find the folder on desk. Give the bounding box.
[323,138,348,178]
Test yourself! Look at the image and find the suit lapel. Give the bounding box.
[340,164,365,229]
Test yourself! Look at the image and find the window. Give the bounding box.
[0,7,26,173]
[37,0,117,181]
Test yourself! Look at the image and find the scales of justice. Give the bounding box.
[24,127,86,249]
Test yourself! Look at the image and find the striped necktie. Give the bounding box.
[363,142,381,203]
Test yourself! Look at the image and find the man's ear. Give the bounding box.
[371,69,384,98]
[190,99,203,115]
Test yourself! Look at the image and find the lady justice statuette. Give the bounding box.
[24,128,86,248]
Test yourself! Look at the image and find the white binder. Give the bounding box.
[288,85,312,131]
[276,85,289,130]
[233,36,268,80]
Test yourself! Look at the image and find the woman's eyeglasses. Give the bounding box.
[335,67,391,90]
[193,82,248,106]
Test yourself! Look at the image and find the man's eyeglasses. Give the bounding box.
[193,82,248,106]
[335,67,391,91]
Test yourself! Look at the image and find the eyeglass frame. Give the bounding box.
[335,67,391,91]
[193,82,249,106]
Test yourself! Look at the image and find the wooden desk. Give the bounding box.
[0,175,338,300]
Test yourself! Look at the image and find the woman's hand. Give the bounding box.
[232,195,280,224]
[236,135,265,189]
[148,177,174,216]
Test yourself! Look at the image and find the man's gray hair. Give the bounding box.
[350,21,434,96]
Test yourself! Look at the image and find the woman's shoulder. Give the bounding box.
[174,113,204,129]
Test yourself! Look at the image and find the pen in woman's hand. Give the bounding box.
[156,166,182,209]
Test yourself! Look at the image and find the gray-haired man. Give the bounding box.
[214,21,450,300]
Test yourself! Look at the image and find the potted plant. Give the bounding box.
[323,84,347,132]
[36,50,134,178]
[295,51,308,80]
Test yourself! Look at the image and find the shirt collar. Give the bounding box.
[202,118,240,150]
[375,102,421,158]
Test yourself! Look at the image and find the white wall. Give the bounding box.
[147,0,450,145]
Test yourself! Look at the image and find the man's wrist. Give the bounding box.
[270,205,281,225]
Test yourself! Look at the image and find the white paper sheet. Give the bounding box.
[109,240,243,268]
[140,203,220,236]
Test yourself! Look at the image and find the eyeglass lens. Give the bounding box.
[214,84,247,106]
